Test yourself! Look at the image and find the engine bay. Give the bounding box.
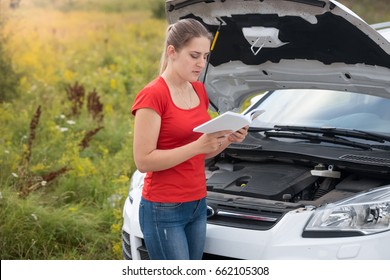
[206,160,389,206]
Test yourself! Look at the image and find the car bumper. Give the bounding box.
[122,195,390,260]
[204,210,390,259]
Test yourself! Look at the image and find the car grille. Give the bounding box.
[206,201,286,230]
[121,231,239,260]
[122,230,132,260]
[121,230,151,260]
[138,242,150,260]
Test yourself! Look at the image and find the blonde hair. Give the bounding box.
[159,18,213,74]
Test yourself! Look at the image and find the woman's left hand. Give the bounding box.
[227,126,249,143]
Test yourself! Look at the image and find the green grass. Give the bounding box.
[0,186,116,259]
[0,1,166,260]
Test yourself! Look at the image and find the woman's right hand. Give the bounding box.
[195,130,232,154]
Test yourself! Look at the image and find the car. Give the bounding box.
[122,0,390,260]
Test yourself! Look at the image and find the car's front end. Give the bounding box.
[123,0,390,260]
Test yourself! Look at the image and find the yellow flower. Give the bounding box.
[67,157,97,177]
[64,69,75,82]
[111,223,121,233]
[112,175,129,184]
[110,79,117,89]
[105,104,114,116]
[111,242,122,259]
[31,163,46,172]
[113,208,122,220]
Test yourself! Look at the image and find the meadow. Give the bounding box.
[0,0,389,260]
[0,0,166,259]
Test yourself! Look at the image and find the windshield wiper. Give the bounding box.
[264,131,372,150]
[248,127,274,133]
[274,125,390,143]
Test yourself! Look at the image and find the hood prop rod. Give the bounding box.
[202,18,222,113]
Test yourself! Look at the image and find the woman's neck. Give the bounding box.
[161,71,198,110]
[161,71,189,89]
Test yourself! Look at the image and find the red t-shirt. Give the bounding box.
[131,76,211,202]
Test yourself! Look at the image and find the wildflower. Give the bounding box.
[4,150,10,154]
[112,242,122,258]
[66,120,76,125]
[30,85,37,92]
[110,79,117,89]
[41,180,47,186]
[12,172,18,178]
[60,127,69,132]
[60,114,66,119]
[107,193,122,208]
[111,223,121,233]
[112,175,129,184]
[31,213,38,221]
[64,69,75,81]
[31,163,46,172]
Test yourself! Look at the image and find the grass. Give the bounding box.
[1,186,118,259]
[0,0,388,260]
[0,0,166,260]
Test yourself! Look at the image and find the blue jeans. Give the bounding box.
[139,197,207,260]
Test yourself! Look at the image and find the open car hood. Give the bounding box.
[166,0,390,112]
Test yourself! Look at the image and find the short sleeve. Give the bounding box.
[131,78,168,116]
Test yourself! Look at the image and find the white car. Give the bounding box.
[122,0,390,260]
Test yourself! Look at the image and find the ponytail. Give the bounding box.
[159,24,173,74]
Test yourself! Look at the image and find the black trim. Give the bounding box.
[283,0,326,8]
[302,230,365,238]
[168,0,217,12]
[169,0,326,10]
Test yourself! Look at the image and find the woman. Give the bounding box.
[131,18,248,260]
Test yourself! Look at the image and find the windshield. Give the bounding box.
[251,89,390,134]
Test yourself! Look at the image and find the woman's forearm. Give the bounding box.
[134,141,200,173]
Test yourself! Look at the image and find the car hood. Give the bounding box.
[166,0,390,112]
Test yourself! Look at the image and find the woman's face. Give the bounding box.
[170,36,211,82]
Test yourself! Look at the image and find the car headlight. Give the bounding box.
[303,185,390,237]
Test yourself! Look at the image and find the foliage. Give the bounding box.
[0,15,20,102]
[150,0,166,19]
[0,1,166,259]
[0,186,119,259]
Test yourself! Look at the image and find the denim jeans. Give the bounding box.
[139,196,207,260]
